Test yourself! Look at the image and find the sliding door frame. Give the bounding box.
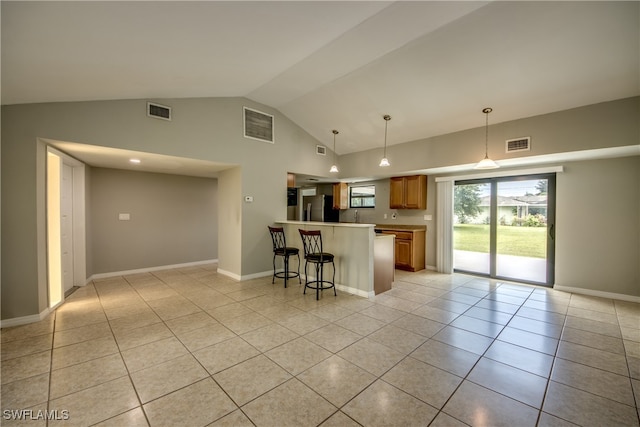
[453,173,556,286]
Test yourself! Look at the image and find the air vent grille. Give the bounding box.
[316,145,327,155]
[244,107,274,143]
[147,102,171,121]
[506,137,531,153]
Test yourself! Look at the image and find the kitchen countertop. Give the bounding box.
[374,224,426,232]
[278,220,375,228]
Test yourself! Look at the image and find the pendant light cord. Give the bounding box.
[483,107,492,159]
[384,119,388,157]
[332,130,338,163]
[383,114,391,157]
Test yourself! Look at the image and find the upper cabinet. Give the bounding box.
[389,175,427,209]
[333,182,348,210]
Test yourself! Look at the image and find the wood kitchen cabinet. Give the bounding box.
[377,227,425,272]
[389,175,427,209]
[333,182,348,210]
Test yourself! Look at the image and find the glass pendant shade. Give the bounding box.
[329,164,339,173]
[379,157,390,167]
[474,156,499,169]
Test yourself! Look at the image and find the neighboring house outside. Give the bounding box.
[465,195,548,225]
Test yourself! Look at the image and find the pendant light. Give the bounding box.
[379,114,391,167]
[474,107,499,169]
[329,129,339,173]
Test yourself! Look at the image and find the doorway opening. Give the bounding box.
[46,146,86,309]
[453,173,556,286]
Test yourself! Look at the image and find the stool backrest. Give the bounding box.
[268,226,287,252]
[298,229,323,256]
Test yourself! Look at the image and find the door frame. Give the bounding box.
[46,146,86,308]
[453,173,556,286]
[435,166,562,285]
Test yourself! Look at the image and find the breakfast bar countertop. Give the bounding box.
[275,220,394,298]
[374,224,426,232]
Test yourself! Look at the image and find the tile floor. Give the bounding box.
[1,265,639,426]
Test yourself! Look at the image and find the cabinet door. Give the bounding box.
[395,239,413,269]
[389,177,405,209]
[333,183,348,209]
[404,175,427,209]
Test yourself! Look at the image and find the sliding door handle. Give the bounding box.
[549,224,555,240]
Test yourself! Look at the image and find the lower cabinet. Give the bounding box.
[378,228,425,272]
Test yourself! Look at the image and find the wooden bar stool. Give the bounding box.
[298,229,336,300]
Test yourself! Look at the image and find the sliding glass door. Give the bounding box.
[453,174,556,286]
[453,182,491,275]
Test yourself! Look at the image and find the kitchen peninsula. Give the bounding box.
[274,221,394,297]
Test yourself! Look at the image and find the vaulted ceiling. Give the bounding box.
[2,1,639,156]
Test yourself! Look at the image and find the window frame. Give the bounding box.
[349,185,376,208]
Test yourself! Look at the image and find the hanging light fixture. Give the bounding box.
[474,107,499,170]
[379,114,391,167]
[329,129,339,173]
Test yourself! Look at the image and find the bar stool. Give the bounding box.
[298,229,336,300]
[268,226,300,288]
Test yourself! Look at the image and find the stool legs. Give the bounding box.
[273,252,301,288]
[272,254,277,284]
[303,260,336,300]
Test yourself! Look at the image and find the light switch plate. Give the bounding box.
[118,213,130,221]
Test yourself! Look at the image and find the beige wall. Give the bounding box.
[217,167,242,278]
[338,155,640,297]
[1,96,638,320]
[1,97,333,319]
[89,167,218,275]
[338,97,639,179]
[556,156,640,296]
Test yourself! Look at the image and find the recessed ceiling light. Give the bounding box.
[129,158,141,164]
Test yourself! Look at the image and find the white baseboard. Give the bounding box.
[0,308,51,329]
[216,268,241,281]
[87,259,218,283]
[554,285,640,303]
[335,283,375,299]
[242,270,274,281]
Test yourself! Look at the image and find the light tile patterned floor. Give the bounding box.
[1,265,639,426]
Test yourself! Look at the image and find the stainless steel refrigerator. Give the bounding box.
[302,195,339,222]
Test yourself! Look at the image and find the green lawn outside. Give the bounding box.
[454,224,547,258]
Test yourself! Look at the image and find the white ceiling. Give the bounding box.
[3,1,639,163]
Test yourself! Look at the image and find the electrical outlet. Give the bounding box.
[383,213,388,219]
[424,214,432,221]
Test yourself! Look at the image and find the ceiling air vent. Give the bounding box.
[147,102,171,121]
[316,145,327,155]
[244,107,274,143]
[506,137,531,153]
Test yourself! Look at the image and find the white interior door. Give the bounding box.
[61,163,74,292]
